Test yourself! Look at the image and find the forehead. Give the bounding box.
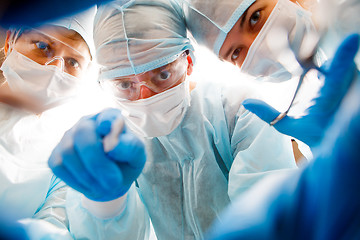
[115,53,186,79]
[239,0,278,21]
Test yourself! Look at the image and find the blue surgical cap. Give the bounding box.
[179,0,256,56]
[94,0,194,80]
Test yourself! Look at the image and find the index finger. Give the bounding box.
[73,118,124,190]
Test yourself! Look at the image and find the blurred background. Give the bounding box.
[0,27,5,85]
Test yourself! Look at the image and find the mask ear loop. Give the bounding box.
[45,56,65,72]
[6,30,22,54]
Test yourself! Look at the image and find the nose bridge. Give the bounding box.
[133,71,151,84]
[245,35,255,49]
[239,30,256,50]
[45,56,65,71]
[139,84,156,99]
[133,72,154,89]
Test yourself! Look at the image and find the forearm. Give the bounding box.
[20,180,72,239]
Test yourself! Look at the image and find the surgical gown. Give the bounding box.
[0,102,90,238]
[0,103,64,218]
[34,79,299,240]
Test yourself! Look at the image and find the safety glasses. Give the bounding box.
[100,52,189,101]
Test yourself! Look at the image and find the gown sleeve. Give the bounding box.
[21,177,150,240]
[221,82,298,200]
[228,108,298,200]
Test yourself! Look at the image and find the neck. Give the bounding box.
[189,81,197,92]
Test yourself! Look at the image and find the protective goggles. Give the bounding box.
[100,52,189,101]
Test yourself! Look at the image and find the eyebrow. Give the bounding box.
[31,31,55,45]
[240,8,249,28]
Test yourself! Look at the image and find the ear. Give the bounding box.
[4,31,12,57]
[186,55,193,76]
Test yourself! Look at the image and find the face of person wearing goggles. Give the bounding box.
[0,25,92,112]
[4,25,91,78]
[219,0,278,67]
[101,51,194,101]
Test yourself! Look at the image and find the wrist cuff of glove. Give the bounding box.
[81,193,128,219]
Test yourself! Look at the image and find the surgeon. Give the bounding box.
[179,0,328,159]
[180,0,321,80]
[0,5,95,232]
[179,0,360,151]
[207,33,360,240]
[47,0,300,239]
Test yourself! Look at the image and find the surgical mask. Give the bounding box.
[241,0,319,82]
[115,80,191,138]
[0,50,82,109]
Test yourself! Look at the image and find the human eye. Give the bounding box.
[231,48,241,62]
[116,80,133,90]
[158,70,171,81]
[66,58,80,69]
[249,10,261,28]
[33,41,51,54]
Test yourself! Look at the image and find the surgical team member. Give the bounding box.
[0,6,95,227]
[179,0,327,159]
[180,0,321,80]
[180,0,360,151]
[180,0,355,158]
[207,33,360,240]
[47,0,299,239]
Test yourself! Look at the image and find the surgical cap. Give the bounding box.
[94,0,194,80]
[179,0,255,56]
[46,6,97,58]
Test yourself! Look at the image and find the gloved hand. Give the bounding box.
[48,108,146,202]
[243,34,360,148]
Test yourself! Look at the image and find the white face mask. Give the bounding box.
[116,80,191,138]
[241,0,319,82]
[0,50,82,109]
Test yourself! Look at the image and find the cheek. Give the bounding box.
[65,67,86,79]
[70,71,83,79]
[17,51,44,65]
[77,62,91,78]
[13,42,45,65]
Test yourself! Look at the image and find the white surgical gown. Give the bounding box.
[0,104,63,218]
[0,102,86,238]
[34,80,298,240]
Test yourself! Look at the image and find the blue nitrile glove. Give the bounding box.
[243,34,360,148]
[48,108,146,202]
[207,75,360,240]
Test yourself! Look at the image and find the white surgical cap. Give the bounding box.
[94,0,194,80]
[46,6,97,58]
[179,0,256,56]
